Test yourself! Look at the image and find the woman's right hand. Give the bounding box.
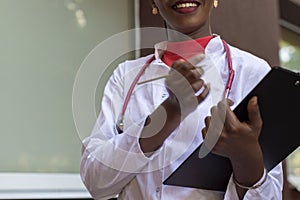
[165,57,210,118]
[140,56,209,153]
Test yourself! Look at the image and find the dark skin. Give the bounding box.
[202,98,264,199]
[140,59,209,151]
[139,0,264,199]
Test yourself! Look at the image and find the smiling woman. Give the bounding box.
[80,0,283,199]
[0,0,134,198]
[153,0,213,35]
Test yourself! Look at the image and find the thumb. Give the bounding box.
[247,96,263,129]
[187,53,205,66]
[226,98,234,106]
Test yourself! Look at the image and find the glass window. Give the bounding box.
[279,26,300,189]
[279,27,300,71]
[0,0,135,198]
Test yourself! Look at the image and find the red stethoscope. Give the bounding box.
[116,39,234,133]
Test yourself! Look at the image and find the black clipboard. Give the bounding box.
[163,67,300,192]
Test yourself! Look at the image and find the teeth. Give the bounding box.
[174,2,198,9]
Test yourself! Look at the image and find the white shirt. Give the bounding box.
[80,36,283,200]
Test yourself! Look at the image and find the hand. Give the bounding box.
[202,96,263,162]
[165,58,209,118]
[202,96,265,198]
[140,55,209,153]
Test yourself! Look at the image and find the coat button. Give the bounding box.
[156,186,161,193]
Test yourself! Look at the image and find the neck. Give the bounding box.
[166,20,212,42]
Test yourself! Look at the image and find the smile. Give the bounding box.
[173,2,199,9]
[172,1,201,14]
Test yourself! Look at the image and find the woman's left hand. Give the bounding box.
[202,96,263,161]
[202,96,265,198]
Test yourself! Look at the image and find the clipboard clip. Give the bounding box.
[295,72,300,86]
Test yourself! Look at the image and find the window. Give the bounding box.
[0,0,135,198]
[279,26,300,190]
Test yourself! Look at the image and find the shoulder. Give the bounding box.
[229,44,271,79]
[229,45,270,70]
[208,36,271,77]
[106,54,156,92]
[118,54,155,72]
[111,54,155,78]
[227,44,271,97]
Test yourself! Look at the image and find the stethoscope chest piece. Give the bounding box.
[116,115,124,134]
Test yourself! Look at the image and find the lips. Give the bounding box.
[172,1,201,14]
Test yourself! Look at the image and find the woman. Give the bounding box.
[81,0,283,199]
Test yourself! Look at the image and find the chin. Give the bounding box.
[181,27,199,35]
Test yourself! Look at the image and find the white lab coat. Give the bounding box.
[80,36,283,200]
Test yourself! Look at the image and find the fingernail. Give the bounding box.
[253,96,258,105]
[197,66,204,75]
[177,58,185,63]
[188,53,205,65]
[227,99,234,106]
[205,83,210,90]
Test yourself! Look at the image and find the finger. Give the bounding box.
[170,59,185,73]
[185,67,203,81]
[205,116,211,128]
[211,145,226,157]
[216,99,227,112]
[196,83,210,103]
[187,53,205,66]
[211,142,222,155]
[210,100,226,122]
[247,96,263,129]
[218,99,240,131]
[167,72,198,94]
[226,98,234,106]
[209,103,226,134]
[191,79,204,93]
[166,66,191,88]
[196,67,204,75]
[202,128,207,139]
[171,59,194,73]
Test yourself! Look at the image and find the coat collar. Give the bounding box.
[153,34,226,61]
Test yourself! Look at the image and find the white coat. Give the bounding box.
[80,36,283,200]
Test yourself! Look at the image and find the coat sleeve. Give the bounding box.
[224,163,283,200]
[80,62,155,199]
